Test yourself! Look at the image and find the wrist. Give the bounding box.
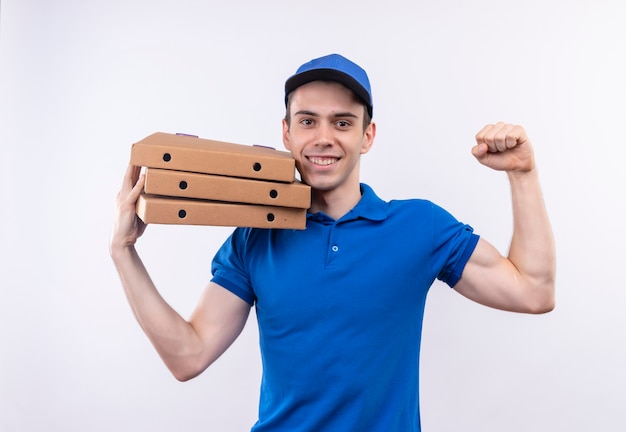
[109,239,137,261]
[507,166,539,183]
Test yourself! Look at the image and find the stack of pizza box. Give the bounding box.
[130,132,311,230]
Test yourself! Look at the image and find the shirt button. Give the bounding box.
[331,245,339,252]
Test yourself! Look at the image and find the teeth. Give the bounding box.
[309,157,338,166]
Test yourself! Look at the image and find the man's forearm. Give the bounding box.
[111,246,203,376]
[507,168,556,305]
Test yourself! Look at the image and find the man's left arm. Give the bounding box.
[453,122,556,314]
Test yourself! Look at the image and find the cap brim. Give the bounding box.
[284,69,373,118]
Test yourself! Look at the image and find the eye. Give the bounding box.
[335,120,351,128]
[299,118,314,126]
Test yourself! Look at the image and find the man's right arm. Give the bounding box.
[110,164,251,381]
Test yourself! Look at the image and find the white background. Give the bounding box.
[1,1,625,431]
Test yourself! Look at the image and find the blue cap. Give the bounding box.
[284,53,373,118]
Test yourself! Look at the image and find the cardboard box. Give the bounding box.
[131,132,296,182]
[143,168,311,209]
[136,193,307,230]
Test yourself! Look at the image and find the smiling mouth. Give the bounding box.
[308,156,339,166]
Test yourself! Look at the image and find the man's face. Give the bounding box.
[282,81,375,193]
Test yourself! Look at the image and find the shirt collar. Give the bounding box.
[307,183,388,223]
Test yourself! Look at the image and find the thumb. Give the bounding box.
[471,143,489,160]
[130,173,146,200]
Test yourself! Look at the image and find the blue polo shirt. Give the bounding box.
[212,184,479,432]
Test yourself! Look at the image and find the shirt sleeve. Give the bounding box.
[211,228,257,306]
[430,203,480,287]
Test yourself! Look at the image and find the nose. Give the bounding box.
[314,121,333,147]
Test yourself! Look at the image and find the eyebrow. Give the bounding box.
[294,110,359,119]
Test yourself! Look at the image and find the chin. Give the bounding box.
[301,177,335,191]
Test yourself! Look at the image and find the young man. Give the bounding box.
[111,54,556,431]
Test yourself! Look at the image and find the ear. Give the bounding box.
[360,121,376,155]
[282,119,291,151]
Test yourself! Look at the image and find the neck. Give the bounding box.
[309,183,362,220]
